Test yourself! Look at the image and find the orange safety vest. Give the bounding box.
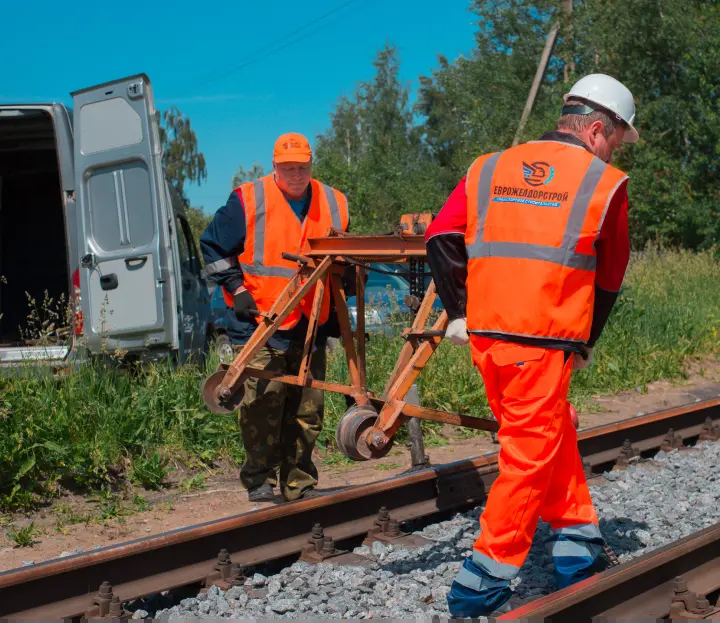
[465,140,628,343]
[223,175,349,330]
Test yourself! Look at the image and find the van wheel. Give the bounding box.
[216,334,234,364]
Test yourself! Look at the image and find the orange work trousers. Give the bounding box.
[469,336,598,579]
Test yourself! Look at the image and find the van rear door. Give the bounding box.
[72,74,180,354]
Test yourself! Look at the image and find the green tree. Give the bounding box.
[570,0,720,249]
[416,0,720,250]
[231,162,265,189]
[314,43,445,233]
[184,206,211,260]
[159,107,208,205]
[417,1,567,191]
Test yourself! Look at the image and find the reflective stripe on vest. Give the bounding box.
[321,183,344,231]
[238,179,344,278]
[467,154,607,271]
[237,180,297,279]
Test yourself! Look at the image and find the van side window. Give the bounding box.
[177,215,201,276]
[186,224,202,276]
[166,180,202,277]
[175,214,190,268]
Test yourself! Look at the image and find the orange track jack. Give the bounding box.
[201,215,499,461]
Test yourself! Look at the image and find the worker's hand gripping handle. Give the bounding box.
[445,318,470,346]
[233,287,259,320]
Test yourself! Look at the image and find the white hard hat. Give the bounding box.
[563,74,639,143]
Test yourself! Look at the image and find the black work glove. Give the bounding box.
[233,287,258,320]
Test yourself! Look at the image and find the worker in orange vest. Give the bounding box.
[200,133,349,503]
[425,74,637,617]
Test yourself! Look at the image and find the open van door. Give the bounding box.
[72,74,180,355]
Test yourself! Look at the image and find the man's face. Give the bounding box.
[273,160,312,199]
[585,122,625,163]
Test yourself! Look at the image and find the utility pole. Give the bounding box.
[563,0,574,83]
[512,1,574,147]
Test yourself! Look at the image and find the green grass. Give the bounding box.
[0,354,241,511]
[6,521,38,547]
[568,249,720,405]
[178,473,206,492]
[0,249,718,512]
[52,502,92,529]
[321,451,354,468]
[133,495,150,512]
[130,453,170,491]
[98,489,124,520]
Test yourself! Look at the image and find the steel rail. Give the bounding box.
[577,388,720,473]
[1,393,719,619]
[500,521,720,620]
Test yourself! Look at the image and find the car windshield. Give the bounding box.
[366,270,408,291]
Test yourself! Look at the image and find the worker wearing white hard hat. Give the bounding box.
[425,72,638,617]
[562,73,639,143]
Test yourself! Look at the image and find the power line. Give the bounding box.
[188,0,366,93]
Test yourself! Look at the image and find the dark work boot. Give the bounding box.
[298,487,326,500]
[247,483,275,502]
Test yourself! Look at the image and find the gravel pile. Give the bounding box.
[152,441,720,620]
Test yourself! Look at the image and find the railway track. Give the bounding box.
[2,390,719,619]
[501,521,720,620]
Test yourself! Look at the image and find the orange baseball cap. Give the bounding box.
[273,132,312,163]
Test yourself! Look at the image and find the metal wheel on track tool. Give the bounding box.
[201,369,246,414]
[335,405,394,461]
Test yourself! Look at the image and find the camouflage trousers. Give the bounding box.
[235,343,325,501]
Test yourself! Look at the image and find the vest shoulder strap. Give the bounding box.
[313,179,349,231]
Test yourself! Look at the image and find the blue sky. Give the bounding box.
[1,0,477,214]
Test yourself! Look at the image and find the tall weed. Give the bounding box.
[0,356,240,509]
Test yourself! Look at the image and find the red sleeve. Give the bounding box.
[425,176,468,240]
[595,180,630,292]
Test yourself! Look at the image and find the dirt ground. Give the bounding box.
[1,358,719,572]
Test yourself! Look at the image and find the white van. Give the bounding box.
[0,73,212,368]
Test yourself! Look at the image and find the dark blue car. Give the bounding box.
[208,263,443,344]
[347,263,443,335]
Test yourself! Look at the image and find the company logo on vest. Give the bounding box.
[522,161,555,187]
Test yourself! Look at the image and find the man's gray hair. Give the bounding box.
[556,99,619,138]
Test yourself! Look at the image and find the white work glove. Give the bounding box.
[573,346,594,371]
[445,317,469,346]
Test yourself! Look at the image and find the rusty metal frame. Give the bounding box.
[207,230,499,459]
